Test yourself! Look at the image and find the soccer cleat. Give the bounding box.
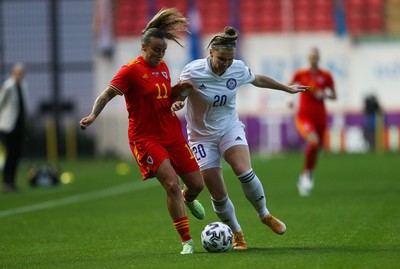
[184,199,205,220]
[262,214,286,235]
[180,239,194,254]
[297,172,314,197]
[232,231,248,250]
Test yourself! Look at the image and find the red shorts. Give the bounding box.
[295,115,326,140]
[129,138,199,180]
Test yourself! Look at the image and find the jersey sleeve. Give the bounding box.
[179,63,192,82]
[244,66,256,84]
[237,60,256,84]
[177,63,194,97]
[109,65,131,95]
[325,72,335,91]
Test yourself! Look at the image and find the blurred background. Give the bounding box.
[0,0,399,162]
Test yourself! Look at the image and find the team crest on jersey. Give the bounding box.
[161,71,168,79]
[147,156,154,165]
[226,78,237,90]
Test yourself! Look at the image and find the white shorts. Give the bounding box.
[188,122,248,171]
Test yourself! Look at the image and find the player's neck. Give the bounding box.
[310,66,319,73]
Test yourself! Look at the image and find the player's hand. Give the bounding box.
[171,101,185,113]
[177,80,199,94]
[287,85,309,94]
[79,114,95,130]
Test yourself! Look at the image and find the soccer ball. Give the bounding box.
[201,222,233,253]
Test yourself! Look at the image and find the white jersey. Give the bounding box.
[180,56,255,139]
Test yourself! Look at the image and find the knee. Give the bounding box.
[308,140,320,149]
[190,177,204,193]
[162,180,182,197]
[184,171,204,192]
[193,172,204,190]
[228,158,251,176]
[306,135,321,149]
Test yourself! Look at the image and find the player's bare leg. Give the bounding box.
[203,167,247,249]
[156,159,193,254]
[298,132,319,196]
[180,170,205,220]
[225,145,286,235]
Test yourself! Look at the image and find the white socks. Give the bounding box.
[211,195,241,233]
[238,169,269,219]
[211,169,270,232]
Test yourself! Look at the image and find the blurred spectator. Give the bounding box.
[0,63,28,193]
[363,94,382,150]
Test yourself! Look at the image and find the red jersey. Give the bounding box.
[291,68,334,120]
[109,56,183,145]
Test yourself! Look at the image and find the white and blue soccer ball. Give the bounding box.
[201,222,233,253]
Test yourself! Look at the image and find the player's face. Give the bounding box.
[142,37,167,67]
[210,48,235,76]
[308,48,320,68]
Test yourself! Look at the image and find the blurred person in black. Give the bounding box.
[363,94,382,150]
[0,63,28,192]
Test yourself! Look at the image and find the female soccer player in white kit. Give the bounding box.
[172,26,308,250]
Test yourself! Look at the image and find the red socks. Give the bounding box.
[182,192,197,203]
[173,216,191,242]
[304,143,319,171]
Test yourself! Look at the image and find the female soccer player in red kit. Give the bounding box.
[290,47,337,196]
[80,8,205,254]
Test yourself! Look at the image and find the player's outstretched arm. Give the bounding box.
[252,74,309,94]
[314,86,337,100]
[170,80,197,113]
[326,86,337,100]
[171,80,197,100]
[80,87,117,130]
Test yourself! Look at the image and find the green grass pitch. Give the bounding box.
[0,152,399,268]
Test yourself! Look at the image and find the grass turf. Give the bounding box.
[0,152,399,268]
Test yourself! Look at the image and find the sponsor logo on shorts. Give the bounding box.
[147,156,154,165]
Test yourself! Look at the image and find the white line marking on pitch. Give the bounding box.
[0,180,158,218]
